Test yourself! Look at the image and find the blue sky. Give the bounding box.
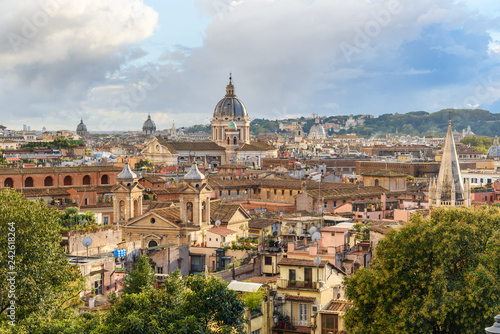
[1,0,500,131]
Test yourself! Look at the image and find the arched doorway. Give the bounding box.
[4,178,13,188]
[101,174,109,185]
[148,240,158,248]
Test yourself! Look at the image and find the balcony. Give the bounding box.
[277,278,323,290]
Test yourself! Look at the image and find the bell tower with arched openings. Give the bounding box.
[112,162,145,224]
[178,163,212,227]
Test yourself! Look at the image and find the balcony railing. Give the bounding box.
[277,278,323,290]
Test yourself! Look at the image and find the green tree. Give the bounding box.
[344,207,500,334]
[122,254,156,294]
[0,190,84,329]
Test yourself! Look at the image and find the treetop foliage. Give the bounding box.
[344,206,500,334]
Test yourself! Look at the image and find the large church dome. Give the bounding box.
[142,114,156,134]
[213,75,247,119]
[76,119,87,132]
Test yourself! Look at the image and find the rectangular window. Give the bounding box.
[84,198,89,205]
[103,216,109,225]
[237,189,240,195]
[289,269,296,282]
[157,267,163,274]
[321,314,339,334]
[333,201,337,207]
[254,188,257,194]
[267,191,270,199]
[228,190,231,195]
[219,190,222,196]
[324,201,327,209]
[481,178,484,184]
[274,189,277,195]
[265,256,272,265]
[290,190,293,196]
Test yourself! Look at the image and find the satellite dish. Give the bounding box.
[82,237,93,248]
[313,256,322,266]
[312,232,321,242]
[309,226,317,235]
[215,220,221,227]
[288,227,294,234]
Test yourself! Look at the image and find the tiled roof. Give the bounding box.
[70,185,114,193]
[362,170,409,177]
[322,300,353,313]
[147,201,175,211]
[164,141,225,152]
[278,257,330,268]
[218,164,248,169]
[285,295,316,302]
[208,179,257,189]
[152,207,182,225]
[207,226,237,236]
[18,187,70,196]
[237,142,277,151]
[210,201,247,223]
[305,186,392,200]
[249,219,278,229]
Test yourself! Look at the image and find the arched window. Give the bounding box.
[186,202,193,222]
[148,240,158,248]
[44,176,53,187]
[202,201,207,222]
[374,179,379,187]
[101,175,109,185]
[233,137,237,145]
[227,137,230,145]
[4,178,13,188]
[82,175,91,185]
[133,199,139,218]
[119,200,125,220]
[63,175,72,186]
[25,177,34,188]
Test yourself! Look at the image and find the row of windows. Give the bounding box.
[3,174,110,188]
[468,178,492,184]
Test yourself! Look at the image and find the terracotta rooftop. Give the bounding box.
[249,218,278,229]
[147,201,175,211]
[285,295,316,302]
[19,187,70,197]
[207,226,237,236]
[306,186,395,200]
[237,142,277,151]
[152,207,182,225]
[210,201,249,223]
[164,141,225,152]
[362,170,409,177]
[322,300,353,313]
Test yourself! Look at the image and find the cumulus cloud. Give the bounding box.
[1,0,500,131]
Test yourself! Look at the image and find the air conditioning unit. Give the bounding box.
[311,304,321,313]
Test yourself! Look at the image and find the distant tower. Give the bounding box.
[76,119,89,138]
[170,119,177,139]
[429,115,471,207]
[112,162,145,224]
[142,114,156,135]
[211,74,251,148]
[308,114,326,140]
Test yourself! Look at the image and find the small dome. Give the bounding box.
[142,114,156,134]
[309,124,326,139]
[118,162,137,180]
[213,75,248,119]
[228,121,237,129]
[184,163,205,180]
[488,135,500,158]
[76,119,87,132]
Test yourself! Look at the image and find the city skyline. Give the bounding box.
[1,0,500,131]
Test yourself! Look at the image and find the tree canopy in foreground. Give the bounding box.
[344,207,500,334]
